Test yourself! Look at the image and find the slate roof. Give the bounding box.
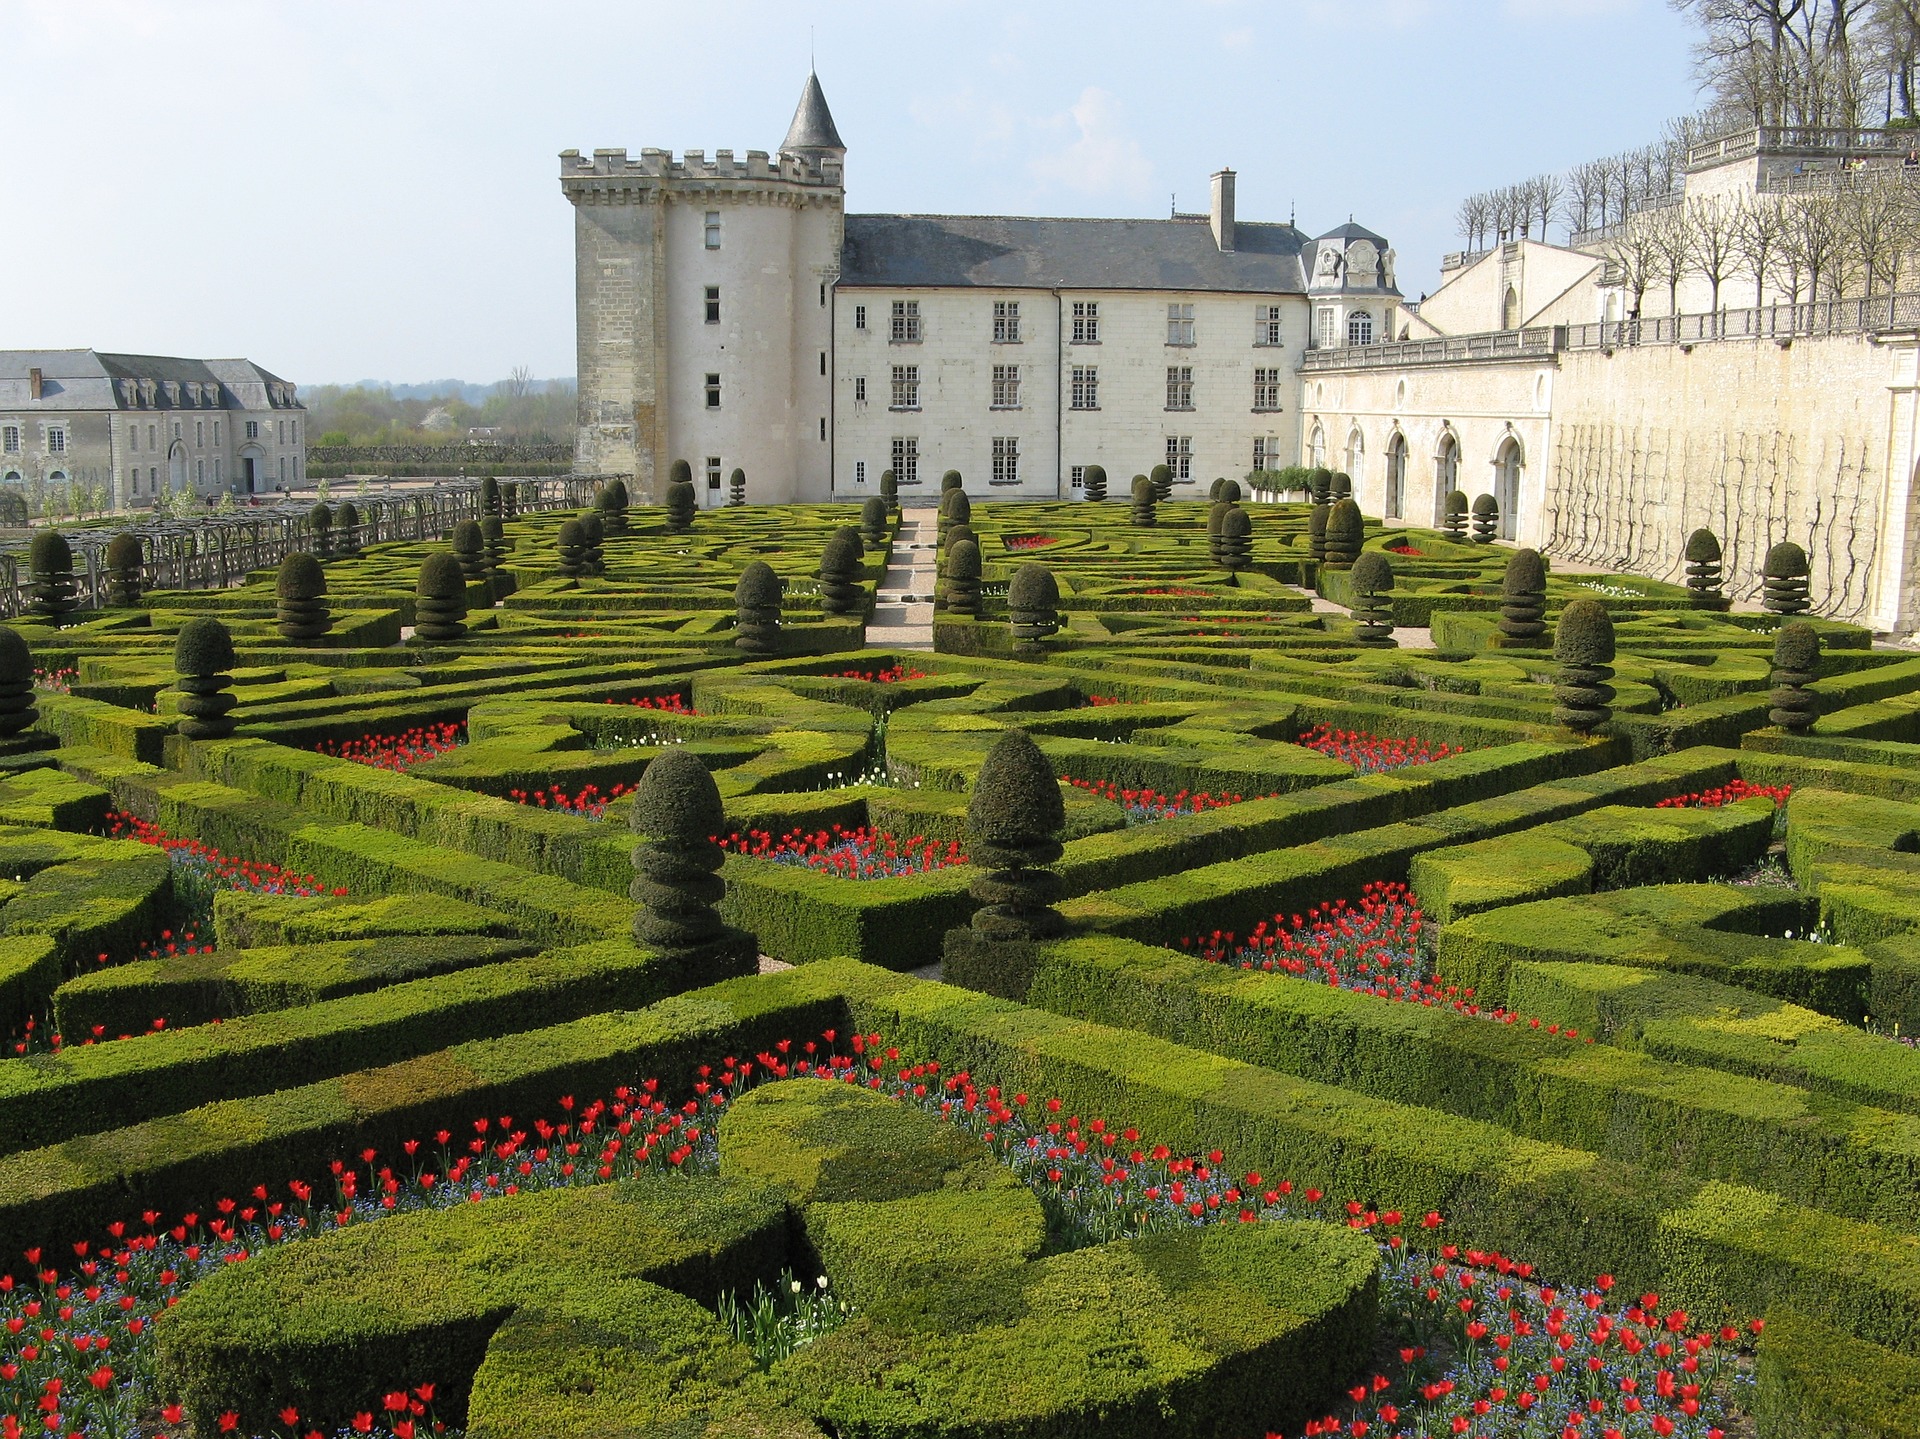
[0,350,299,410]
[781,72,845,153]
[838,214,1310,293]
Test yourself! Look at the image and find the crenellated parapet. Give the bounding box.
[559,145,842,205]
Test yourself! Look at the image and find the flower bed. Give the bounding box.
[314,723,465,772]
[31,667,75,694]
[505,782,631,820]
[826,665,928,684]
[1385,543,1421,557]
[599,694,697,713]
[719,825,965,878]
[1063,775,1254,825]
[102,813,340,920]
[1002,534,1058,551]
[1656,779,1792,810]
[1297,723,1462,774]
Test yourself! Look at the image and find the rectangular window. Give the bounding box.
[704,211,721,249]
[704,286,721,323]
[820,283,826,308]
[1253,367,1283,412]
[195,420,204,447]
[1,426,17,454]
[705,373,722,409]
[890,436,919,486]
[855,460,867,485]
[819,417,826,441]
[129,424,138,452]
[855,304,866,331]
[1166,303,1195,346]
[1316,307,1336,348]
[889,365,919,410]
[47,427,65,454]
[213,420,221,446]
[1165,435,1192,480]
[214,456,222,483]
[129,466,138,492]
[245,420,259,440]
[277,421,285,443]
[1253,436,1282,471]
[705,457,722,489]
[890,300,921,343]
[148,466,156,489]
[278,456,287,482]
[1165,366,1194,411]
[991,364,1020,409]
[992,436,1019,485]
[196,459,204,484]
[854,376,867,404]
[1071,300,1100,344]
[150,423,158,447]
[819,351,826,376]
[992,300,1021,343]
[1255,305,1285,346]
[1070,366,1098,410]
[173,421,182,440]
[1070,464,1086,489]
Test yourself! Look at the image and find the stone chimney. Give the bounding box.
[27,368,41,401]
[1210,169,1236,253]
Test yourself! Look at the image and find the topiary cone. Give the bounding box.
[943,539,982,618]
[1130,474,1157,528]
[309,502,334,559]
[28,531,78,621]
[174,617,238,739]
[1470,493,1499,545]
[0,626,38,737]
[1770,621,1820,733]
[482,515,508,570]
[413,552,468,643]
[1763,541,1811,616]
[335,501,362,556]
[1008,564,1061,651]
[1442,491,1469,542]
[879,469,898,513]
[1350,551,1396,648]
[1684,528,1726,610]
[1207,499,1232,565]
[1498,549,1548,642]
[595,479,630,536]
[665,480,697,534]
[628,747,754,971]
[452,520,489,581]
[1219,507,1253,573]
[819,526,865,617]
[580,512,606,575]
[860,495,889,547]
[275,552,331,643]
[555,519,591,578]
[482,476,503,519]
[727,468,746,507]
[963,728,1065,941]
[104,532,143,608]
[735,561,782,656]
[1323,499,1363,570]
[1553,597,1616,736]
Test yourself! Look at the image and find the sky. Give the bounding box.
[0,0,1700,390]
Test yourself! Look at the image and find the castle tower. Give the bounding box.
[561,73,845,502]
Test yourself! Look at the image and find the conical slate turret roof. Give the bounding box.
[781,71,844,153]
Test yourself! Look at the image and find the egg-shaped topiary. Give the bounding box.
[1441,491,1470,542]
[1307,468,1334,504]
[943,539,983,618]
[628,747,753,970]
[860,495,889,546]
[665,480,697,534]
[452,520,489,581]
[1307,500,1330,563]
[946,726,1067,984]
[1331,472,1354,501]
[174,617,238,739]
[482,475,503,519]
[1220,479,1242,504]
[1150,464,1174,501]
[309,502,334,559]
[941,470,964,493]
[1208,478,1228,503]
[413,552,469,643]
[1323,499,1364,570]
[879,469,898,512]
[669,459,693,488]
[104,532,144,608]
[1770,621,1821,733]
[728,468,746,507]
[594,480,630,536]
[735,561,783,655]
[1130,474,1157,528]
[482,515,508,570]
[1763,541,1811,615]
[1498,548,1548,643]
[819,526,866,617]
[580,512,606,575]
[1470,493,1500,544]
[1008,563,1061,649]
[1206,500,1233,565]
[1081,464,1107,502]
[1350,551,1396,648]
[939,487,971,542]
[943,522,976,557]
[275,552,331,643]
[28,530,78,621]
[1683,528,1725,611]
[1219,507,1253,573]
[335,501,362,556]
[1552,597,1616,735]
[555,519,591,577]
[0,626,38,736]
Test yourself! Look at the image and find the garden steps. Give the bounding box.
[867,513,937,650]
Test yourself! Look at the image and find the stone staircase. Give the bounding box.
[865,513,936,650]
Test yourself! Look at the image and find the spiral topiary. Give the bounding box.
[1770,621,1820,733]
[943,539,982,618]
[1008,564,1061,651]
[1150,463,1174,501]
[580,512,607,575]
[0,626,37,737]
[1081,465,1107,503]
[1442,491,1470,542]
[1498,549,1548,643]
[860,495,889,547]
[1470,493,1499,545]
[556,518,591,577]
[482,476,503,520]
[939,487,971,543]
[595,479,630,536]
[879,469,898,513]
[1763,541,1811,615]
[1130,474,1157,528]
[452,520,489,581]
[1350,551,1396,648]
[1308,468,1334,504]
[1207,499,1233,565]
[28,531,78,621]
[482,515,508,570]
[728,468,746,507]
[1219,506,1253,573]
[628,746,754,970]
[335,501,362,556]
[735,561,782,655]
[942,470,964,494]
[1553,597,1616,736]
[1307,500,1330,563]
[963,728,1065,942]
[1324,499,1364,570]
[1683,528,1726,610]
[173,617,238,739]
[819,526,865,617]
[104,532,143,608]
[666,479,697,534]
[308,502,334,560]
[413,552,469,643]
[275,553,331,643]
[1331,472,1354,501]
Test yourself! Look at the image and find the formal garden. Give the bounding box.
[0,467,1916,1438]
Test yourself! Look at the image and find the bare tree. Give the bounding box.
[1670,0,1877,127]
[1690,195,1743,309]
[1868,0,1920,118]
[1602,225,1663,316]
[1732,191,1789,303]
[1781,191,1845,299]
[504,366,535,399]
[1531,173,1567,237]
[1563,161,1605,235]
[1646,204,1700,312]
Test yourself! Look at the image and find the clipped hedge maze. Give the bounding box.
[3,492,1920,1437]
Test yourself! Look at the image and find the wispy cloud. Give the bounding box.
[1028,87,1156,202]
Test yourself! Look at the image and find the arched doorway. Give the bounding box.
[1308,423,1326,471]
[1503,287,1521,330]
[167,441,188,493]
[1433,432,1459,525]
[1385,432,1407,519]
[1493,437,1523,541]
[239,444,265,494]
[1346,427,1366,492]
